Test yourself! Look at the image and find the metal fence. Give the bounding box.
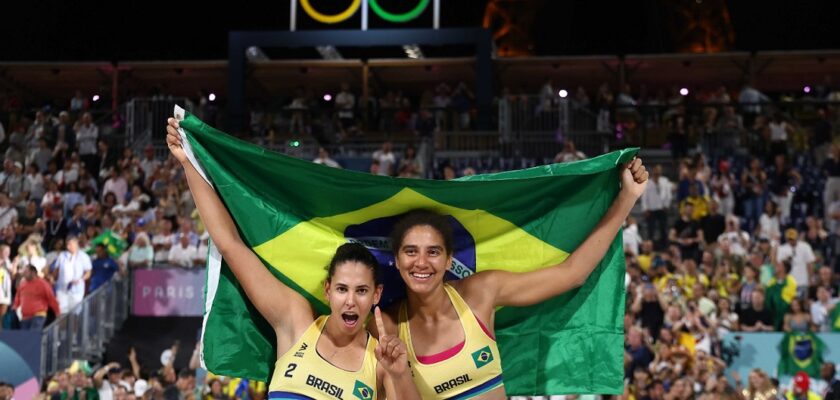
[498,95,601,137]
[40,276,131,379]
[439,129,612,158]
[607,99,840,150]
[125,97,195,154]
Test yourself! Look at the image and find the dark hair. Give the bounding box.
[765,200,778,215]
[389,210,453,256]
[327,243,381,285]
[781,259,792,274]
[177,368,195,379]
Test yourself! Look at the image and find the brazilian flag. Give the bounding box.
[87,229,127,258]
[778,331,825,378]
[765,275,796,330]
[830,305,840,332]
[178,108,632,395]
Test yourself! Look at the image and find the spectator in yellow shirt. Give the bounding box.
[679,184,710,221]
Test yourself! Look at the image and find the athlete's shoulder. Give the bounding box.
[452,271,499,299]
[450,273,500,316]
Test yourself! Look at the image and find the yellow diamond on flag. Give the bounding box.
[253,188,568,305]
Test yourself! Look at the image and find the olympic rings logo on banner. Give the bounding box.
[369,0,429,23]
[299,0,430,24]
[299,0,361,24]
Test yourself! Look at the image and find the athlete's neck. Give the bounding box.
[407,282,452,321]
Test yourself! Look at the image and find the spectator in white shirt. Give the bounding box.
[3,161,25,205]
[23,163,45,202]
[153,219,175,263]
[641,165,673,249]
[125,232,154,270]
[717,215,751,257]
[335,82,357,138]
[50,236,92,313]
[173,218,200,247]
[372,141,396,176]
[139,145,160,179]
[776,228,816,295]
[111,196,139,228]
[623,216,642,255]
[102,168,128,203]
[168,234,197,268]
[54,159,79,188]
[553,140,587,163]
[811,286,837,332]
[193,232,210,267]
[0,244,13,323]
[313,147,341,168]
[0,195,18,231]
[75,112,99,176]
[757,200,781,242]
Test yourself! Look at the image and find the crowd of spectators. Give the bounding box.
[2,79,840,399]
[615,85,840,399]
[0,94,210,334]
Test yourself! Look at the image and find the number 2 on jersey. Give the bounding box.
[284,363,297,378]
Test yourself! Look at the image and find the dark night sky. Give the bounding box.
[2,0,838,61]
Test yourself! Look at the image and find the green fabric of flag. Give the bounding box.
[829,304,840,332]
[778,331,825,378]
[765,276,795,331]
[180,110,634,395]
[87,229,127,258]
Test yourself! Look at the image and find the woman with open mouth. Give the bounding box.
[166,119,419,400]
[371,158,649,399]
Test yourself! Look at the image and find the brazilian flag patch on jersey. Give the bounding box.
[353,380,374,400]
[472,346,494,369]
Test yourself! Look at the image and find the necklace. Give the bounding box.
[49,218,64,235]
[327,343,347,359]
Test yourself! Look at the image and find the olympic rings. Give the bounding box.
[299,0,430,24]
[299,0,362,24]
[368,0,430,23]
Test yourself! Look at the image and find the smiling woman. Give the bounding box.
[372,156,648,399]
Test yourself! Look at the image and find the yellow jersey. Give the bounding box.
[399,284,504,399]
[268,316,378,400]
